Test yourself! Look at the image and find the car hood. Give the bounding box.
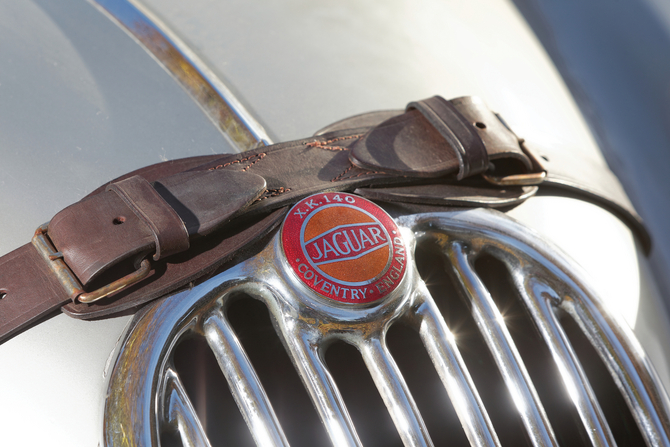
[1,1,668,446]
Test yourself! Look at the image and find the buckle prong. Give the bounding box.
[483,171,547,186]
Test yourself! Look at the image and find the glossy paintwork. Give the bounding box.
[139,0,604,160]
[0,0,231,445]
[93,0,272,149]
[0,0,669,446]
[513,0,670,309]
[0,0,235,257]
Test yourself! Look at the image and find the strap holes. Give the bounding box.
[475,122,487,129]
[113,216,126,225]
[0,290,7,300]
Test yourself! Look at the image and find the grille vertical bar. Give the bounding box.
[270,312,363,447]
[447,241,559,447]
[359,337,434,447]
[203,308,290,447]
[513,271,617,447]
[562,293,670,446]
[163,367,212,447]
[105,209,670,447]
[411,283,502,447]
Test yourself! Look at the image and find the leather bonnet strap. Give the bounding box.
[0,96,649,344]
[406,96,489,179]
[106,175,190,261]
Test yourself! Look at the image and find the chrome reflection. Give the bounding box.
[359,337,432,447]
[446,241,558,447]
[104,209,670,447]
[408,284,500,447]
[163,367,211,447]
[514,271,616,446]
[203,308,289,447]
[90,0,272,151]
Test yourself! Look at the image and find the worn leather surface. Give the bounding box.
[316,105,650,251]
[0,95,650,343]
[62,208,286,319]
[0,244,70,342]
[48,167,266,285]
[107,175,190,261]
[314,110,402,136]
[349,96,529,180]
[407,96,489,178]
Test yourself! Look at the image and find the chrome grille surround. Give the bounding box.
[104,209,670,447]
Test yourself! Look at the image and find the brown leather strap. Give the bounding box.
[47,168,266,286]
[349,96,529,180]
[0,95,649,344]
[0,244,68,342]
[63,208,287,319]
[407,96,489,179]
[317,100,650,251]
[107,175,190,261]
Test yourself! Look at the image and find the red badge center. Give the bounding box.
[282,192,407,304]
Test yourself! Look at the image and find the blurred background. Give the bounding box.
[513,0,670,305]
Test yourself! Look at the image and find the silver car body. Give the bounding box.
[0,0,668,445]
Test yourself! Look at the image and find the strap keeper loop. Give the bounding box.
[407,96,489,179]
[107,176,190,261]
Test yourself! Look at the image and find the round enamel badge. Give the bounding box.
[281,192,407,304]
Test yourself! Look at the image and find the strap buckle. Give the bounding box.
[32,223,151,304]
[483,139,547,186]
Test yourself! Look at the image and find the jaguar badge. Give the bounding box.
[281,192,407,304]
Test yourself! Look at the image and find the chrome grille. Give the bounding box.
[104,209,670,447]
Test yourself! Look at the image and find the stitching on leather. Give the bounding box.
[208,153,266,171]
[306,134,362,151]
[242,153,266,171]
[255,187,292,202]
[331,165,354,182]
[330,164,388,182]
[318,145,349,151]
